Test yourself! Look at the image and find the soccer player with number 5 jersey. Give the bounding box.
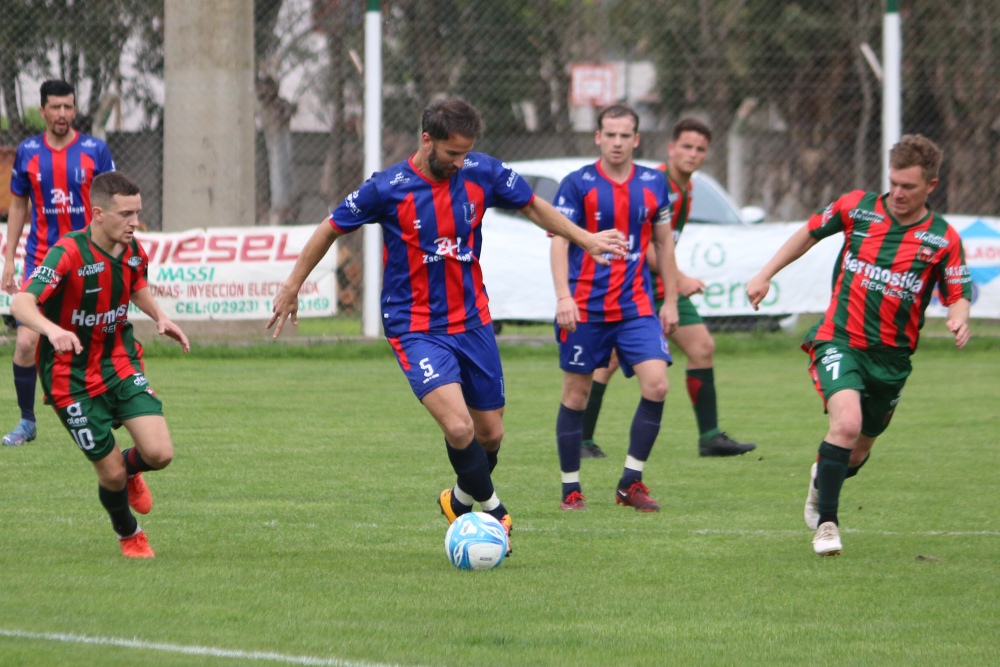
[268,99,627,556]
[4,80,115,447]
[747,134,972,557]
[12,172,189,558]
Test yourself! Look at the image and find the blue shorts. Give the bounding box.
[388,326,505,411]
[556,316,671,377]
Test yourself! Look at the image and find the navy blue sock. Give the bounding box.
[445,438,494,503]
[13,362,36,422]
[556,404,584,474]
[562,482,583,499]
[627,397,663,463]
[98,485,138,538]
[485,445,499,474]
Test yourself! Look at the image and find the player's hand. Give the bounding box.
[659,302,679,335]
[946,318,970,349]
[47,327,83,355]
[267,281,300,338]
[1,264,19,295]
[555,295,579,333]
[586,229,628,266]
[157,318,190,353]
[745,274,770,311]
[678,274,705,297]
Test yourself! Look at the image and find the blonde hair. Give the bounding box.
[889,134,943,182]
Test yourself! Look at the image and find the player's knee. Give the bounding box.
[642,377,669,402]
[143,443,174,470]
[440,417,476,446]
[830,415,863,443]
[478,424,504,450]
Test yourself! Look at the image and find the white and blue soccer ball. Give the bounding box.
[444,512,508,571]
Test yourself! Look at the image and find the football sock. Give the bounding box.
[556,404,584,474]
[686,368,720,440]
[846,453,870,479]
[581,380,608,442]
[619,455,645,488]
[816,440,851,526]
[627,397,663,463]
[484,502,509,524]
[122,447,153,476]
[13,362,36,422]
[444,438,494,503]
[485,445,500,474]
[561,471,582,499]
[452,485,475,508]
[98,484,138,538]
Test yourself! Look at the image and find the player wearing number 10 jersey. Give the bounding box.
[268,99,626,556]
[747,134,972,558]
[13,172,188,559]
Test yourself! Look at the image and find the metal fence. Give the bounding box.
[1,0,998,315]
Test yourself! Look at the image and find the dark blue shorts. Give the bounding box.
[556,316,672,377]
[388,325,505,411]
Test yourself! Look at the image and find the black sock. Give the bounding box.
[485,445,499,474]
[444,438,494,503]
[13,362,36,422]
[98,485,138,537]
[581,381,607,442]
[627,397,663,462]
[556,404,584,474]
[122,447,152,476]
[816,441,851,526]
[845,453,870,479]
[686,368,719,439]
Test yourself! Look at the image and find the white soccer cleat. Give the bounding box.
[812,521,842,557]
[804,462,820,530]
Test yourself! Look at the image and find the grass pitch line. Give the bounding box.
[0,629,420,667]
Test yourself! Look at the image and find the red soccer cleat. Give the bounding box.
[119,530,155,558]
[560,490,588,511]
[127,472,153,515]
[615,480,660,512]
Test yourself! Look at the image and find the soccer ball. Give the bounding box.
[444,512,508,571]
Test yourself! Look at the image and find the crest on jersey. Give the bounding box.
[463,202,477,224]
[74,168,87,184]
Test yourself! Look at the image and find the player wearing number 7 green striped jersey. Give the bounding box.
[746,134,972,558]
[11,172,190,559]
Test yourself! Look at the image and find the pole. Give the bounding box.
[882,0,902,192]
[361,0,383,337]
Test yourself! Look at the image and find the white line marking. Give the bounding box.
[0,629,422,667]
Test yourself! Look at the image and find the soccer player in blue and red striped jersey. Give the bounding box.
[747,135,972,557]
[12,172,188,558]
[268,99,626,554]
[551,104,680,512]
[3,80,115,447]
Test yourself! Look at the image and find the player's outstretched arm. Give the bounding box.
[10,292,82,354]
[519,196,626,266]
[131,287,190,352]
[946,298,971,349]
[267,221,342,338]
[746,224,818,310]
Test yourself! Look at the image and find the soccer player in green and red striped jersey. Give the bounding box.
[11,172,189,559]
[747,135,972,558]
[581,119,756,459]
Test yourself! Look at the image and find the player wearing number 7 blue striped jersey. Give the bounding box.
[746,134,972,557]
[11,172,190,559]
[268,99,627,556]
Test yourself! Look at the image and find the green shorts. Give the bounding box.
[53,373,164,462]
[802,340,912,438]
[654,293,703,328]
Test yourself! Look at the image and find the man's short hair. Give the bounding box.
[889,134,943,182]
[672,118,712,143]
[596,104,639,133]
[92,172,140,209]
[40,80,75,107]
[422,99,483,141]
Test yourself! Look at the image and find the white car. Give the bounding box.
[480,158,767,325]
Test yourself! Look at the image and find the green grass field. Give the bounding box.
[0,333,997,666]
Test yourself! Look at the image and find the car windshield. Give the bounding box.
[689,179,742,225]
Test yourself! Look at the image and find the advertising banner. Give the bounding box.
[0,225,337,320]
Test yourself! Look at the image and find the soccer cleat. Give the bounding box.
[698,432,756,457]
[615,480,660,512]
[119,530,155,558]
[580,441,607,459]
[127,472,153,515]
[437,487,469,525]
[812,521,842,557]
[499,514,512,556]
[804,462,820,530]
[2,419,37,447]
[560,490,587,511]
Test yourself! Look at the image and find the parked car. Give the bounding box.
[479,158,780,330]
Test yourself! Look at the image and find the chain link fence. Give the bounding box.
[1,0,998,318]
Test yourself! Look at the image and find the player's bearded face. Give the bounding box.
[42,94,77,137]
[425,133,475,181]
[427,145,455,180]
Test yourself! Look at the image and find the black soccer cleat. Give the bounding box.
[699,433,756,457]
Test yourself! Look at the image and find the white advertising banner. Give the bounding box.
[0,225,337,320]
